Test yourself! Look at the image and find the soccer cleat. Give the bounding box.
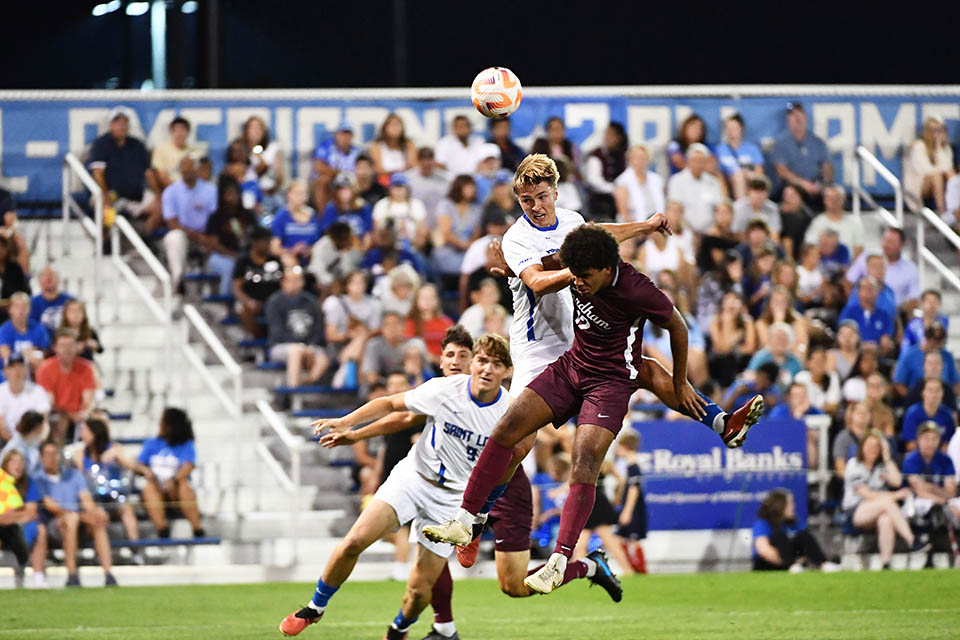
[279,607,323,636]
[586,549,623,603]
[722,394,764,448]
[423,520,473,546]
[421,626,461,640]
[384,627,408,640]
[104,572,118,587]
[523,552,566,595]
[456,523,484,568]
[65,573,81,588]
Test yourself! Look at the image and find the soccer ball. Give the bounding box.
[471,67,523,118]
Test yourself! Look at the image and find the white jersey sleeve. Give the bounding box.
[403,376,450,417]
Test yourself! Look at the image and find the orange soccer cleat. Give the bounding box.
[279,607,322,636]
[456,536,482,568]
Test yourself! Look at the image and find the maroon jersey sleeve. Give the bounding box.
[623,265,674,326]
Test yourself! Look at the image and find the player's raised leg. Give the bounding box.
[636,355,763,448]
[384,545,450,640]
[280,499,400,636]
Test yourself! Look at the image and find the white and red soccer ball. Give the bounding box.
[470,67,523,118]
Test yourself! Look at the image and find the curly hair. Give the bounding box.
[441,325,473,352]
[559,223,619,275]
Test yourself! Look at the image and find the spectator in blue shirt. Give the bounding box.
[320,172,374,243]
[816,228,850,279]
[903,289,949,351]
[34,441,116,587]
[747,322,803,385]
[724,362,782,414]
[769,102,834,202]
[768,382,824,420]
[903,423,960,524]
[0,293,50,371]
[751,488,832,571]
[901,379,957,452]
[904,350,959,413]
[271,180,322,266]
[893,323,959,399]
[161,155,217,292]
[842,254,897,320]
[29,267,72,337]
[312,121,360,209]
[838,277,895,355]
[134,407,204,539]
[715,114,765,200]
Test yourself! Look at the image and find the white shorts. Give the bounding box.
[373,457,461,558]
[509,336,569,400]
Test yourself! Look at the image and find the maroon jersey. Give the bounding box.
[568,260,674,380]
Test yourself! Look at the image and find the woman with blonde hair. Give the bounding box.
[903,117,955,213]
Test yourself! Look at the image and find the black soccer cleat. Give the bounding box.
[421,626,461,640]
[586,548,623,603]
[384,626,409,640]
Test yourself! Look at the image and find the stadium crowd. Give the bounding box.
[2,101,959,583]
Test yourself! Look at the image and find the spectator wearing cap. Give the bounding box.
[312,121,361,209]
[747,322,804,385]
[531,116,582,176]
[903,117,955,214]
[893,323,958,400]
[482,169,522,224]
[232,227,283,337]
[901,379,957,452]
[488,117,526,172]
[903,290,949,352]
[371,173,427,248]
[697,200,739,273]
[903,422,960,523]
[265,267,329,388]
[614,145,665,224]
[203,175,259,296]
[667,114,709,175]
[435,115,486,177]
[838,276,895,355]
[584,123,628,221]
[433,175,482,291]
[353,155,387,208]
[0,356,50,444]
[404,148,450,222]
[320,172,374,243]
[308,221,362,294]
[666,143,724,233]
[473,143,503,204]
[0,293,49,370]
[370,113,417,185]
[270,180,322,266]
[803,184,864,258]
[29,267,72,338]
[778,184,815,261]
[161,154,218,293]
[770,102,833,201]
[715,113,765,200]
[844,227,920,314]
[89,106,162,227]
[35,329,97,443]
[152,116,196,191]
[241,116,285,214]
[732,176,781,241]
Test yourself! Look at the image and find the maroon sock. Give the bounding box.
[553,483,596,558]
[527,559,590,587]
[461,438,513,514]
[430,563,453,624]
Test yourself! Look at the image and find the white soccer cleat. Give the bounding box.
[524,552,567,595]
[422,520,473,546]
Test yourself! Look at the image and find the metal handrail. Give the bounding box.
[61,152,103,324]
[183,304,243,416]
[854,145,903,225]
[256,399,305,566]
[917,207,960,294]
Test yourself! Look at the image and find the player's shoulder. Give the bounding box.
[555,207,586,227]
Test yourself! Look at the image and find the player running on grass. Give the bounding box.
[313,327,619,640]
[424,225,764,595]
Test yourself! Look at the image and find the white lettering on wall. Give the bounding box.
[565,103,610,157]
[296,107,341,179]
[859,103,915,186]
[626,106,671,177]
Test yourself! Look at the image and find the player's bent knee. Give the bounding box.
[498,576,529,598]
[340,533,371,557]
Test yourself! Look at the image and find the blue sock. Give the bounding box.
[687,389,724,433]
[311,578,339,610]
[479,483,509,515]
[392,609,418,632]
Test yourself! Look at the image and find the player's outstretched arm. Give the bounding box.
[518,263,573,296]
[312,393,409,439]
[599,212,671,244]
[319,412,427,448]
[656,307,707,419]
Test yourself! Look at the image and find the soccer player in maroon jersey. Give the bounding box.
[424,224,763,594]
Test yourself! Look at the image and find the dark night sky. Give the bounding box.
[2,0,958,89]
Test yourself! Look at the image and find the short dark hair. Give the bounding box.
[55,327,78,342]
[559,224,619,275]
[725,113,745,128]
[16,410,45,436]
[885,226,905,243]
[170,116,191,131]
[441,325,473,352]
[757,488,790,524]
[921,288,942,302]
[355,153,373,166]
[747,175,771,192]
[250,226,272,242]
[417,147,434,160]
[160,407,194,447]
[757,361,781,382]
[746,219,770,234]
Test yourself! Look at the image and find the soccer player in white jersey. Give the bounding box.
[279,335,512,638]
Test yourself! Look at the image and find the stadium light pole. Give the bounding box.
[150,0,167,89]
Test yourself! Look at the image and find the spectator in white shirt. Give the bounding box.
[903,116,955,214]
[458,210,510,312]
[459,278,512,338]
[803,184,864,258]
[666,143,724,233]
[614,145,665,223]
[584,122,628,221]
[0,355,50,444]
[372,173,428,249]
[733,175,781,241]
[242,116,285,214]
[369,113,417,183]
[434,115,485,177]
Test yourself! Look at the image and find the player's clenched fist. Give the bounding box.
[642,212,671,236]
[312,418,347,437]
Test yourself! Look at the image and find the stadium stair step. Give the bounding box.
[202,294,234,304]
[273,385,358,395]
[291,408,351,419]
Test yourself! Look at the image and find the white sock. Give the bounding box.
[476,512,488,525]
[455,508,477,528]
[433,621,457,636]
[712,412,727,434]
[306,601,326,614]
[581,557,597,578]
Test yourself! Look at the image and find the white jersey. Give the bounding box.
[500,207,585,348]
[403,374,509,492]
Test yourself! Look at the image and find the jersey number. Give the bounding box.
[465,446,479,462]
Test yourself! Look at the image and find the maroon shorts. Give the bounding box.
[488,468,533,553]
[526,351,636,435]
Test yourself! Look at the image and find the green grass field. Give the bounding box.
[2,571,959,639]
